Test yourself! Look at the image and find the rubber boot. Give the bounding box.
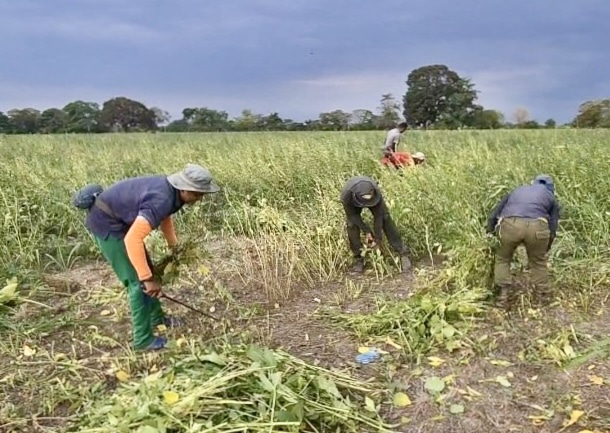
[534,285,553,306]
[495,284,512,309]
[350,258,364,273]
[400,256,413,273]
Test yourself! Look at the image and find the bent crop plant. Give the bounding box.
[2,129,610,432]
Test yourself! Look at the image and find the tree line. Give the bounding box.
[1,64,608,134]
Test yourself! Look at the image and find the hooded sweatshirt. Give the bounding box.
[487,175,560,237]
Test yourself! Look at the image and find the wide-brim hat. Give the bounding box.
[167,163,220,193]
[412,151,426,160]
[352,179,380,207]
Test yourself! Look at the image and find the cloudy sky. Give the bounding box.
[0,0,608,124]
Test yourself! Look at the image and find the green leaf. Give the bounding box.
[246,345,277,367]
[0,278,18,304]
[450,404,464,414]
[198,352,227,366]
[424,376,446,393]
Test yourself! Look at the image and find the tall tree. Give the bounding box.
[100,97,157,132]
[318,110,351,130]
[7,108,40,134]
[544,118,556,128]
[62,101,102,133]
[182,107,230,132]
[513,107,530,126]
[151,107,171,129]
[350,109,378,130]
[0,111,11,133]
[39,108,68,133]
[233,109,262,131]
[572,99,610,128]
[377,93,401,129]
[470,109,504,129]
[402,64,479,128]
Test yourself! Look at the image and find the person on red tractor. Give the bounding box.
[381,122,408,169]
[340,175,413,274]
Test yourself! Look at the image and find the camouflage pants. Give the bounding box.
[494,217,551,289]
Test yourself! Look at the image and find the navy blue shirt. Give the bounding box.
[86,175,184,240]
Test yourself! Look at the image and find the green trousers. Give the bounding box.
[494,217,550,288]
[94,235,165,349]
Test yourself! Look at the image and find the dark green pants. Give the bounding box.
[94,235,165,349]
[494,217,550,288]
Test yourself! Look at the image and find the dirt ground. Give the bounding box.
[2,236,609,433]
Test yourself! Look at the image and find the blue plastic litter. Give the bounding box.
[355,349,381,364]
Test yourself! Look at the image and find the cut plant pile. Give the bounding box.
[72,343,395,433]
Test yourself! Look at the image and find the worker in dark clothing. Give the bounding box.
[340,175,412,273]
[486,174,560,307]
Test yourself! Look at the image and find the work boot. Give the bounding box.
[400,256,413,273]
[137,336,167,352]
[534,285,553,305]
[350,259,364,273]
[494,284,512,309]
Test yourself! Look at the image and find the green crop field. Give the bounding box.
[1,130,609,433]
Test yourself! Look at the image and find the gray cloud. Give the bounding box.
[0,0,608,123]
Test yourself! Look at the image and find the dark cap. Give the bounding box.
[352,179,380,207]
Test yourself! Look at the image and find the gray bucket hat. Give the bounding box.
[167,163,220,193]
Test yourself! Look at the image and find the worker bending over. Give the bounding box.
[340,175,413,274]
[381,122,408,169]
[486,174,560,308]
[73,163,220,351]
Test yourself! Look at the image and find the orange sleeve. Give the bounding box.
[124,216,154,281]
[159,217,178,247]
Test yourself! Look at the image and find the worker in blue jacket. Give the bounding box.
[487,174,560,308]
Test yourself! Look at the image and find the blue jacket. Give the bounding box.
[487,175,560,241]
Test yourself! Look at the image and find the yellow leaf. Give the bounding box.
[22,345,35,357]
[489,359,512,367]
[563,410,585,427]
[157,324,167,332]
[358,346,371,354]
[587,364,596,370]
[115,370,130,382]
[427,356,445,367]
[54,353,67,361]
[176,337,187,348]
[400,416,411,424]
[385,336,402,349]
[588,375,604,385]
[466,386,482,397]
[163,391,180,405]
[197,265,210,276]
[393,392,412,407]
[364,396,376,412]
[163,262,175,275]
[100,310,111,316]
